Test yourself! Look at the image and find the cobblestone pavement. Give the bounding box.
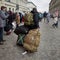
[0,18,60,60]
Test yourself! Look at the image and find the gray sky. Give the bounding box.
[28,0,51,12]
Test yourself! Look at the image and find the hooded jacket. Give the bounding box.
[31,10,39,28]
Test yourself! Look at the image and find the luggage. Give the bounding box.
[14,25,29,35]
[24,13,34,26]
[24,43,37,52]
[17,34,25,46]
[4,24,12,32]
[23,29,40,52]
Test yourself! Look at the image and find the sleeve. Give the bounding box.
[0,11,8,20]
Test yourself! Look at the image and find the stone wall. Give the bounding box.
[0,0,29,12]
[49,0,60,15]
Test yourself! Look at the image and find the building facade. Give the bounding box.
[0,0,30,12]
[49,0,60,15]
[27,2,36,11]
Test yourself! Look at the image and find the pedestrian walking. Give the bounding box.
[43,11,47,22]
[47,12,51,23]
[0,6,8,45]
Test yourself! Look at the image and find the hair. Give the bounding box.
[33,8,37,13]
[1,6,6,10]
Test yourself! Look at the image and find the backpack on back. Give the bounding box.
[24,13,34,26]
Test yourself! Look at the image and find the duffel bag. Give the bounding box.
[14,25,29,35]
[4,24,12,32]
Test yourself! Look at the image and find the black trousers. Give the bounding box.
[0,27,3,42]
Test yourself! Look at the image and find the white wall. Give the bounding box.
[27,3,36,11]
[11,0,16,3]
[0,0,29,12]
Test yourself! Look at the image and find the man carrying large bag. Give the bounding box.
[23,8,40,52]
[15,8,40,52]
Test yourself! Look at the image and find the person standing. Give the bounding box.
[31,8,40,29]
[47,12,51,23]
[0,6,8,45]
[43,11,47,22]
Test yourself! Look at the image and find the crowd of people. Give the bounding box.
[0,6,24,45]
[41,10,59,28]
[0,6,40,45]
[0,5,59,47]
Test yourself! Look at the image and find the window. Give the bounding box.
[9,8,11,11]
[16,4,19,10]
[12,8,14,12]
[5,0,10,2]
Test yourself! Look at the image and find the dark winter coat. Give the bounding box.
[31,11,39,28]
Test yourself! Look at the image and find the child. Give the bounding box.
[52,10,58,28]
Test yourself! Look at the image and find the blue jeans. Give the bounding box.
[0,28,3,42]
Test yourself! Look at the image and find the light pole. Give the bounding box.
[16,0,19,12]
